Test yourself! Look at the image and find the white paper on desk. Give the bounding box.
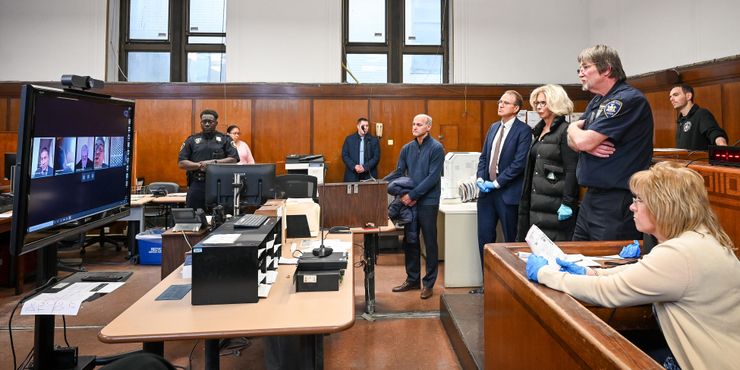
[258,284,272,298]
[96,282,125,293]
[525,225,567,266]
[0,211,12,218]
[20,282,102,316]
[266,270,278,284]
[202,233,240,245]
[279,257,298,265]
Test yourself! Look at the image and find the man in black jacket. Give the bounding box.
[341,117,380,181]
[669,84,728,150]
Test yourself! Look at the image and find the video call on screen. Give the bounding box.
[26,93,133,231]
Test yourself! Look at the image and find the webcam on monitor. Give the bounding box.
[61,74,104,90]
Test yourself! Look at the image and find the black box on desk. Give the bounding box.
[295,270,341,292]
[191,244,259,305]
[296,252,348,271]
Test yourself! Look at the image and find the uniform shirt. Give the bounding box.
[576,81,653,190]
[676,104,728,150]
[177,131,238,182]
[384,135,444,206]
[537,229,740,370]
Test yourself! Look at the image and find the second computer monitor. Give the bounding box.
[205,163,276,213]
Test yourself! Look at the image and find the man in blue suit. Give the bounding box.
[342,117,380,182]
[473,90,532,293]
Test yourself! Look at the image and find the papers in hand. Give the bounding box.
[525,225,567,266]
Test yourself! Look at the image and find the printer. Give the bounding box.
[285,154,325,184]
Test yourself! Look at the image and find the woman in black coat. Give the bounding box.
[516,84,579,241]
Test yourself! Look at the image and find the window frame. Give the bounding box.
[342,0,449,84]
[119,0,227,82]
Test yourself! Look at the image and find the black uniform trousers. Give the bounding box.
[573,188,641,241]
[186,180,206,212]
[403,204,439,289]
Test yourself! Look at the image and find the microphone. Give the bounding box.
[312,163,333,258]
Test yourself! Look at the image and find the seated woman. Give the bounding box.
[516,84,579,241]
[527,161,740,369]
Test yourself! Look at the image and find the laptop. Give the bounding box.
[171,208,204,232]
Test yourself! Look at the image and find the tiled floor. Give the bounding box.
[0,235,472,369]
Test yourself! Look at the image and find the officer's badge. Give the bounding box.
[682,121,692,132]
[194,138,202,144]
[604,100,623,118]
[216,136,222,142]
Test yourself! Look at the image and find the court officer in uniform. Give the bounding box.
[178,109,238,211]
[567,45,653,241]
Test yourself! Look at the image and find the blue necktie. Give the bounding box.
[359,137,365,166]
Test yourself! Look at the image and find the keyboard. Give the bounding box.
[233,214,267,229]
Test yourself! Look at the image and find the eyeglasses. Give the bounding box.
[632,196,644,204]
[533,101,547,107]
[577,64,594,74]
[230,131,241,135]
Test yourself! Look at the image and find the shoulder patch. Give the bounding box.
[604,100,623,118]
[194,137,202,144]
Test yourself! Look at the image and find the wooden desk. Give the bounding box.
[652,158,740,256]
[484,241,661,369]
[351,220,398,318]
[319,181,387,227]
[99,233,355,370]
[160,229,208,279]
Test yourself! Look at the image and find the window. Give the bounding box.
[120,0,227,82]
[343,0,449,84]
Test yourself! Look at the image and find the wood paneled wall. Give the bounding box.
[1,56,738,187]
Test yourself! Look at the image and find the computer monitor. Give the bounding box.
[205,163,276,213]
[10,84,134,256]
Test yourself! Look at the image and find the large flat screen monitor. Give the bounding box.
[205,163,276,213]
[10,85,135,256]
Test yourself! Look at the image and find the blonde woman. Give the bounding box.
[516,84,578,241]
[527,161,740,369]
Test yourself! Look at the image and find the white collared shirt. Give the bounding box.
[489,116,515,174]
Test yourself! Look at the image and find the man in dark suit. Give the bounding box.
[34,147,52,178]
[342,117,380,182]
[472,90,532,293]
[75,144,93,171]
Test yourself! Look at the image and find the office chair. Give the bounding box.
[145,182,180,228]
[274,174,319,203]
[80,223,126,255]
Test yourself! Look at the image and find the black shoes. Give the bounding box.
[420,287,433,299]
[392,280,421,292]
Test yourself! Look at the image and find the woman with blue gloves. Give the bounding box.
[516,84,579,241]
[526,161,740,369]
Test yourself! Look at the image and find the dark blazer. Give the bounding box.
[75,158,93,171]
[342,133,380,182]
[476,118,532,205]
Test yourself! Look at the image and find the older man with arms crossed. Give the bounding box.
[567,45,653,241]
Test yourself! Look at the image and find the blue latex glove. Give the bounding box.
[476,178,489,193]
[619,240,641,258]
[556,257,587,275]
[483,181,497,191]
[557,204,573,221]
[526,254,548,282]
